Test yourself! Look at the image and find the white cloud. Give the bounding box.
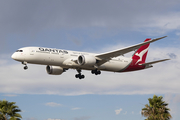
[123,111,127,115]
[0,60,7,65]
[139,111,141,114]
[45,102,62,107]
[74,116,91,120]
[24,118,37,120]
[46,119,63,120]
[71,107,82,110]
[138,12,180,31]
[3,94,17,97]
[164,94,174,103]
[137,11,180,36]
[173,95,180,103]
[164,94,180,115]
[115,108,122,115]
[0,0,180,39]
[176,32,180,36]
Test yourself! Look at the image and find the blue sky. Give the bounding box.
[0,0,180,120]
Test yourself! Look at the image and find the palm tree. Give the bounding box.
[0,100,22,120]
[141,95,172,120]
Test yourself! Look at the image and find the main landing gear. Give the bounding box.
[91,69,101,75]
[75,69,101,79]
[75,69,85,79]
[22,61,28,70]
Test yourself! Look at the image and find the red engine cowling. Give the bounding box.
[77,55,96,66]
[46,65,64,75]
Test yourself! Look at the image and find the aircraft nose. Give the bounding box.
[11,53,16,60]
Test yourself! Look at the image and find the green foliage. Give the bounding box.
[141,95,172,120]
[0,100,22,120]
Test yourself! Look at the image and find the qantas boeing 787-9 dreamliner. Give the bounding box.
[11,36,169,79]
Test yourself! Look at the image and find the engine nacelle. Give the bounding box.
[77,55,96,66]
[46,65,64,75]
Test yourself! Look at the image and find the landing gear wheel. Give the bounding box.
[92,69,101,75]
[91,70,95,74]
[22,61,28,70]
[81,75,85,79]
[78,74,85,79]
[75,74,84,79]
[75,74,79,78]
[24,66,28,70]
[97,71,101,74]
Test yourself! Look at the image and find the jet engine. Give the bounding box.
[77,55,96,66]
[46,65,64,75]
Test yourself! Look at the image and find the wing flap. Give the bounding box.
[95,36,167,60]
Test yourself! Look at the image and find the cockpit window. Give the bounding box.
[16,50,23,52]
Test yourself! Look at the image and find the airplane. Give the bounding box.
[11,36,170,79]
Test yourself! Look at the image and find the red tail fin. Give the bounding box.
[131,38,151,65]
[123,38,151,72]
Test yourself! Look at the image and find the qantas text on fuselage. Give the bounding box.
[11,36,170,79]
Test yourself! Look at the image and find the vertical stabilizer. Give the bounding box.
[132,38,151,65]
[123,38,151,72]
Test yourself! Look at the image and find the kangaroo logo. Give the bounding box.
[135,47,149,65]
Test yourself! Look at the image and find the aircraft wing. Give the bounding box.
[95,36,167,60]
[139,59,170,66]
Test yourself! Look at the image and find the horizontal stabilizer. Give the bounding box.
[139,59,170,66]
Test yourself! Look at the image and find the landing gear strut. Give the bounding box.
[91,69,101,75]
[22,61,28,70]
[75,69,85,79]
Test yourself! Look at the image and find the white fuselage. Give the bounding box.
[12,47,132,72]
[11,36,169,79]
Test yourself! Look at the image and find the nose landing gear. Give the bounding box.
[22,61,28,70]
